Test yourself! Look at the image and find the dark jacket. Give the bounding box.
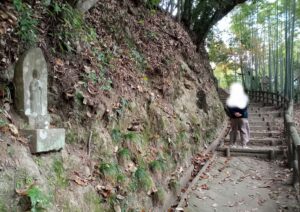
[225,106,248,119]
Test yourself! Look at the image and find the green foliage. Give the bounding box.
[99,163,124,184]
[15,170,34,190]
[193,132,201,144]
[52,159,68,187]
[0,118,7,127]
[152,188,165,205]
[149,158,165,173]
[66,130,78,144]
[0,200,7,212]
[75,89,84,106]
[26,186,49,212]
[132,167,153,191]
[111,128,122,143]
[168,178,180,194]
[81,69,113,91]
[13,0,38,45]
[176,131,188,143]
[88,48,114,91]
[204,128,216,141]
[84,192,104,211]
[123,132,139,141]
[147,0,160,9]
[130,49,147,72]
[115,97,129,117]
[93,48,112,66]
[48,1,96,52]
[117,148,131,160]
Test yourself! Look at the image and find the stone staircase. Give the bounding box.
[177,90,299,211]
[217,101,286,160]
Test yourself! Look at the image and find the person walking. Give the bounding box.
[226,82,250,148]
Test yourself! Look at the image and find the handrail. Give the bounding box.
[248,90,300,193]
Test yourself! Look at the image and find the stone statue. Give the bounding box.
[13,48,65,153]
[30,69,43,116]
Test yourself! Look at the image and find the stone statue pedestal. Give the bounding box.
[23,129,65,153]
[13,48,65,154]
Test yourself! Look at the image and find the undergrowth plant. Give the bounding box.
[111,128,122,143]
[79,48,113,91]
[52,159,68,187]
[15,170,49,212]
[168,178,180,194]
[146,0,160,9]
[149,158,165,174]
[152,188,165,206]
[117,148,131,161]
[176,131,188,143]
[26,186,49,212]
[0,110,7,127]
[81,69,113,91]
[99,163,125,185]
[132,167,153,192]
[48,1,96,52]
[130,49,147,72]
[0,201,6,211]
[66,129,79,144]
[123,132,139,141]
[13,0,38,45]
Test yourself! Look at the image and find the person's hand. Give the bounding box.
[234,112,242,117]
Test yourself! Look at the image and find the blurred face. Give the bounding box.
[230,83,244,96]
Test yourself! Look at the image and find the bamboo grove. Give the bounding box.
[156,0,300,101]
[209,0,299,101]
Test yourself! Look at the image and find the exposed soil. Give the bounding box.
[0,0,226,211]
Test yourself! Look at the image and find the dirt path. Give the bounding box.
[184,156,299,212]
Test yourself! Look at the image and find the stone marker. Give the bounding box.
[13,48,65,153]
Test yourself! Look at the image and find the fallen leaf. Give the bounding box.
[200,184,209,190]
[114,146,118,153]
[96,184,114,198]
[258,198,266,206]
[86,111,92,118]
[116,194,125,200]
[55,58,64,66]
[125,162,137,173]
[15,183,35,196]
[8,123,18,136]
[200,173,209,179]
[114,205,121,212]
[17,136,28,144]
[73,176,88,186]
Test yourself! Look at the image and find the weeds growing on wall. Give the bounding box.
[131,167,153,192]
[48,0,96,52]
[0,109,7,127]
[26,186,49,212]
[13,0,38,46]
[52,159,69,187]
[149,158,165,174]
[99,163,125,185]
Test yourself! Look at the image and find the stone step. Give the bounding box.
[249,103,265,107]
[250,126,277,131]
[225,131,282,140]
[249,111,282,118]
[251,131,282,138]
[216,146,285,160]
[224,138,284,146]
[250,106,279,111]
[249,121,274,126]
[249,117,274,122]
